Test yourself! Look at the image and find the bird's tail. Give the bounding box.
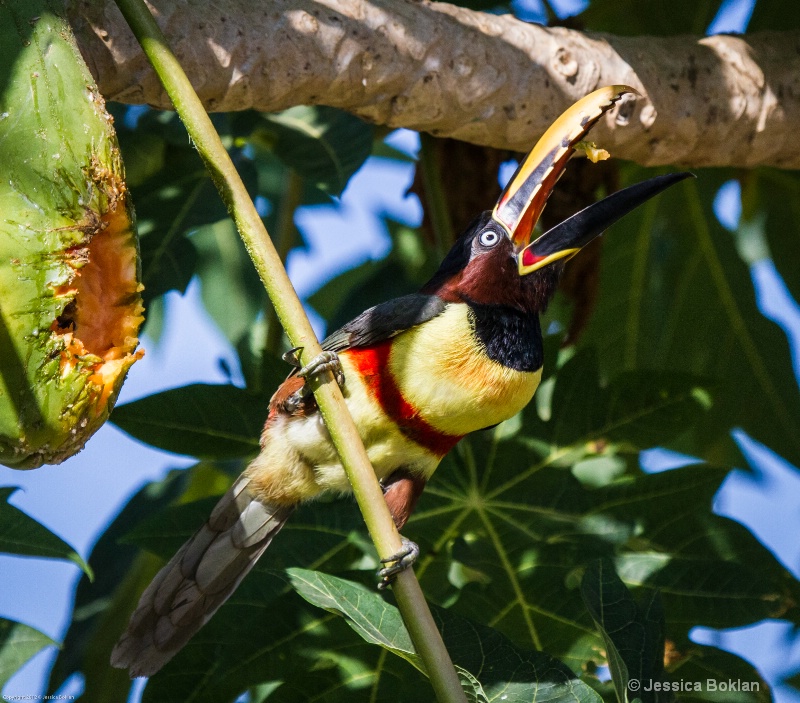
[111,475,294,678]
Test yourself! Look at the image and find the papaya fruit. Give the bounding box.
[0,0,143,468]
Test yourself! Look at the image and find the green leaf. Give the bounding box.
[114,108,262,313]
[139,232,197,303]
[137,499,374,703]
[407,425,796,672]
[667,646,770,703]
[47,470,188,699]
[288,568,602,703]
[581,171,800,469]
[255,106,374,196]
[121,494,220,557]
[308,218,435,331]
[0,487,91,577]
[111,384,267,459]
[287,569,418,667]
[580,0,723,35]
[311,259,419,332]
[458,669,490,703]
[749,170,800,304]
[544,348,712,449]
[0,618,58,690]
[581,560,670,703]
[192,219,268,346]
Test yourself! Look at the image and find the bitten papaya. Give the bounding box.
[0,1,143,468]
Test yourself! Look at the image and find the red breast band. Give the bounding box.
[345,342,462,457]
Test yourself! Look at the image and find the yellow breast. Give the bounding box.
[388,303,541,435]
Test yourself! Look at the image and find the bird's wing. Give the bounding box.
[321,294,447,352]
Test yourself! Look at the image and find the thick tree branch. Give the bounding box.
[69,0,800,169]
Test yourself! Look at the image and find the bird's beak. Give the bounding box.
[517,172,693,273]
[491,85,693,276]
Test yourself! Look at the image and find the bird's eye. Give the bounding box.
[478,230,499,247]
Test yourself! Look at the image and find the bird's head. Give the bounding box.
[422,85,692,313]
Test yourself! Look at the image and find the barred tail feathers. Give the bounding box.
[110,475,294,678]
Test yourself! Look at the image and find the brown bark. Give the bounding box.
[68,0,800,169]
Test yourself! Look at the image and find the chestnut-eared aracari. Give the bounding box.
[112,86,692,677]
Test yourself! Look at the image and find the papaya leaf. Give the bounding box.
[120,494,221,556]
[139,232,197,302]
[247,142,330,208]
[47,470,188,698]
[308,217,435,330]
[749,0,800,31]
[582,171,800,469]
[666,645,770,703]
[458,669,490,703]
[192,219,269,346]
[0,487,91,577]
[255,106,374,196]
[113,108,261,312]
[288,568,602,703]
[111,384,267,459]
[0,618,58,690]
[399,353,796,669]
[286,568,418,668]
[751,170,800,305]
[543,348,712,449]
[134,499,376,703]
[581,560,671,703]
[311,259,420,332]
[417,444,799,667]
[580,0,722,35]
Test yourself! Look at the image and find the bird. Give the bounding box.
[111,85,692,677]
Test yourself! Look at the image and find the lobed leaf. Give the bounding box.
[581,560,670,703]
[582,170,800,469]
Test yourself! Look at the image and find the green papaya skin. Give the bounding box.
[0,1,143,468]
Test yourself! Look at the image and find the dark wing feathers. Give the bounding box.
[322,294,446,352]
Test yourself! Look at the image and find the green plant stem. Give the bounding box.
[419,132,454,259]
[262,169,302,364]
[113,2,467,701]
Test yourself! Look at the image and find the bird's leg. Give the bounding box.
[283,347,345,387]
[376,470,425,589]
[377,537,420,589]
[282,348,345,410]
[298,351,346,388]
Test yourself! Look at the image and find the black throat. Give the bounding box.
[467,302,543,372]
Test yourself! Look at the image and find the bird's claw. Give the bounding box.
[377,537,419,589]
[283,348,345,388]
[282,346,304,369]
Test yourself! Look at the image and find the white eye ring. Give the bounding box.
[479,230,499,247]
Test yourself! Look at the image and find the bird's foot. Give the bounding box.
[283,347,345,388]
[377,537,419,589]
